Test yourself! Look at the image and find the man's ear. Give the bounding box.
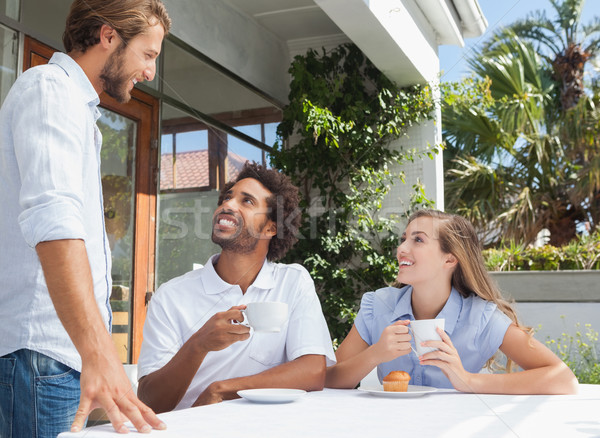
[99,24,118,49]
[264,221,277,238]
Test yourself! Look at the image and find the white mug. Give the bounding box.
[241,301,288,333]
[409,318,445,356]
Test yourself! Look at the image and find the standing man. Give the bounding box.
[0,1,171,436]
[137,162,336,413]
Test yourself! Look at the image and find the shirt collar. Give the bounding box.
[436,287,462,335]
[391,285,462,335]
[200,254,275,295]
[391,285,415,321]
[48,52,100,110]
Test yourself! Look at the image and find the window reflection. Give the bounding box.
[0,23,17,106]
[0,0,19,20]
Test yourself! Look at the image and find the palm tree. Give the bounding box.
[484,0,600,111]
[443,1,600,246]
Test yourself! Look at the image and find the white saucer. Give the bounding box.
[237,388,307,404]
[358,385,437,398]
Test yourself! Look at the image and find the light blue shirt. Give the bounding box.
[354,285,512,388]
[0,53,112,371]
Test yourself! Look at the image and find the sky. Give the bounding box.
[439,0,600,82]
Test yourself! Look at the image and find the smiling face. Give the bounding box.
[211,178,276,255]
[100,22,164,103]
[396,216,456,287]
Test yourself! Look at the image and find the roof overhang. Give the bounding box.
[315,0,487,85]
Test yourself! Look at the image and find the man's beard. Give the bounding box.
[211,214,267,255]
[99,44,132,104]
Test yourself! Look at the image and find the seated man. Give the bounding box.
[137,162,335,412]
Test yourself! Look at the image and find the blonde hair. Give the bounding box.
[406,209,532,371]
[63,0,171,53]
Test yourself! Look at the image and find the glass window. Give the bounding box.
[0,0,19,20]
[162,39,282,143]
[160,103,211,190]
[98,108,137,364]
[156,190,221,287]
[0,23,17,106]
[227,132,270,172]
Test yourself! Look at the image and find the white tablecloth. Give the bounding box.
[59,385,600,437]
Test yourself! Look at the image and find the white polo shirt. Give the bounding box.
[138,254,336,410]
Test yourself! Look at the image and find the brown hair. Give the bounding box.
[63,0,171,53]
[218,162,301,262]
[406,209,532,370]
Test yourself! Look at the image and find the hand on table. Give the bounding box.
[418,327,474,392]
[190,305,251,353]
[192,381,227,407]
[72,352,166,434]
[371,320,412,363]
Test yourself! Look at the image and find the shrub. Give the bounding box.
[483,228,600,271]
[546,322,600,384]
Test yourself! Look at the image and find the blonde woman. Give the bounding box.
[326,210,577,394]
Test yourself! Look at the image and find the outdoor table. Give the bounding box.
[59,385,600,437]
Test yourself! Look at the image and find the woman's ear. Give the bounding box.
[445,253,458,268]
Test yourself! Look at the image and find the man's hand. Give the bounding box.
[37,239,166,433]
[192,381,226,407]
[136,307,250,414]
[72,348,166,434]
[190,306,251,353]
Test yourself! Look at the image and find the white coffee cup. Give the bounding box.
[409,318,445,356]
[241,301,288,333]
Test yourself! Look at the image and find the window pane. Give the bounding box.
[98,108,137,364]
[160,102,210,190]
[156,190,220,286]
[227,132,270,174]
[0,23,17,106]
[162,39,282,143]
[0,0,19,20]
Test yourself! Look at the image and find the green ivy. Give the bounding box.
[271,44,437,341]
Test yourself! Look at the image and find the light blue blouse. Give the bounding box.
[354,285,512,388]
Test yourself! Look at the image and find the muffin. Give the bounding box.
[382,371,411,392]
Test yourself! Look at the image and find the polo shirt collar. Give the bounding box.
[48,52,100,110]
[250,259,276,290]
[391,285,462,336]
[200,254,275,295]
[201,254,235,295]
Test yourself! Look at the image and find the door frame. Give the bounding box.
[23,36,159,363]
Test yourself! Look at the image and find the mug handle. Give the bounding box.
[406,325,420,356]
[238,309,250,328]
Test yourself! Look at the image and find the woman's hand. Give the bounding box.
[418,327,474,392]
[371,320,412,363]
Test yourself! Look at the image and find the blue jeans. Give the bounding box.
[0,349,81,438]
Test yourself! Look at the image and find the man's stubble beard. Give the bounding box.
[99,43,131,104]
[211,216,268,255]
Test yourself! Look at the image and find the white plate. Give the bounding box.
[358,385,437,398]
[237,388,307,404]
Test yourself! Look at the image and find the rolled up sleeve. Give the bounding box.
[14,75,89,247]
